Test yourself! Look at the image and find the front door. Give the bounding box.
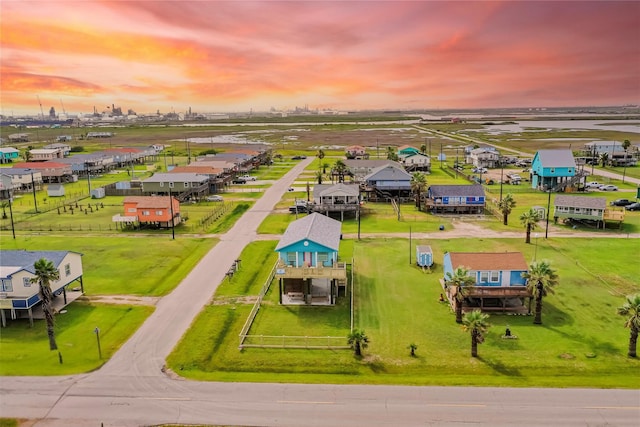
[304,252,312,267]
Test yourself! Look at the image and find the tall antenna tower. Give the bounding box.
[37,95,44,119]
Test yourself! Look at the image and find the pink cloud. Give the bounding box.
[1,1,638,115]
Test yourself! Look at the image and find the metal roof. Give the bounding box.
[0,250,82,277]
[428,184,485,198]
[535,149,577,168]
[275,213,342,251]
[554,195,606,209]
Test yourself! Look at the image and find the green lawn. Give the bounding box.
[167,237,639,387]
[1,235,217,295]
[0,302,153,375]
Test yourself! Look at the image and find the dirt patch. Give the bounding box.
[211,296,258,305]
[79,295,160,306]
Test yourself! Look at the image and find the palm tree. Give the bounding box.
[322,161,329,174]
[333,159,348,183]
[1,200,8,219]
[347,329,369,356]
[617,294,640,358]
[599,152,609,167]
[445,266,476,323]
[522,260,559,325]
[498,193,516,225]
[29,258,60,350]
[386,146,398,161]
[420,144,427,154]
[461,310,490,357]
[315,170,323,184]
[519,208,540,244]
[410,172,428,210]
[316,149,325,170]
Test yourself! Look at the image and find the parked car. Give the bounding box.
[585,182,601,189]
[240,175,257,181]
[610,199,633,206]
[205,195,224,202]
[598,184,618,191]
[625,202,640,211]
[231,178,247,184]
[292,155,307,160]
[472,167,488,173]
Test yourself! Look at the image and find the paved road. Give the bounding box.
[1,155,639,426]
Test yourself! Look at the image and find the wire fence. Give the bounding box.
[238,259,354,351]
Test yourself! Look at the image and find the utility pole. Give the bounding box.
[30,171,38,213]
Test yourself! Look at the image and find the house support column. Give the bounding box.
[278,278,282,305]
[28,308,33,328]
[62,287,67,305]
[1,309,6,328]
[305,279,310,305]
[80,276,84,293]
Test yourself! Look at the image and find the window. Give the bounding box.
[23,277,31,287]
[480,271,499,283]
[169,182,174,188]
[1,279,13,292]
[286,252,296,265]
[184,182,189,188]
[156,210,164,215]
[317,253,329,263]
[142,210,150,216]
[127,208,136,213]
[65,263,71,276]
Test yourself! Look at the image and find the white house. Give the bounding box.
[0,250,84,327]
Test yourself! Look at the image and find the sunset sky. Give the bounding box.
[1,1,639,116]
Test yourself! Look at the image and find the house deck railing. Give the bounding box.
[275,262,347,279]
[467,286,531,298]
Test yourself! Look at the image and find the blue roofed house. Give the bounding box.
[0,250,84,327]
[275,213,347,305]
[530,149,586,191]
[442,252,532,313]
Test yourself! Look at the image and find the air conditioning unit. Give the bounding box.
[0,292,8,299]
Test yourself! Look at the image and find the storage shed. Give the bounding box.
[416,245,433,267]
[47,183,65,197]
[90,188,105,199]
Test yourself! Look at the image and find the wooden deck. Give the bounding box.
[276,262,347,280]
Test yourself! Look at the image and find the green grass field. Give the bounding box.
[0,303,153,375]
[167,237,639,387]
[1,235,217,295]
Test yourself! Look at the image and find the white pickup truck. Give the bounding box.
[240,175,257,181]
[585,181,601,189]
